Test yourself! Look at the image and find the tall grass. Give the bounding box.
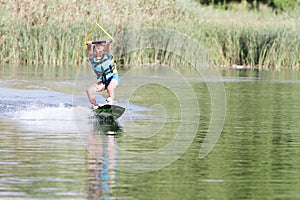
[0,0,300,70]
[199,23,300,70]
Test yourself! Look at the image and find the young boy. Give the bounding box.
[86,39,120,107]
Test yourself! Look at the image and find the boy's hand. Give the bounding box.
[106,39,112,44]
[86,41,92,45]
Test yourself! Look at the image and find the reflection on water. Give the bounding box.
[86,120,118,200]
[1,65,300,199]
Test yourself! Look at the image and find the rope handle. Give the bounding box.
[83,15,115,45]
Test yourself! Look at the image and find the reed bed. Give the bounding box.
[0,0,300,70]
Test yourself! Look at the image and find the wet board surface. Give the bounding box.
[93,104,125,119]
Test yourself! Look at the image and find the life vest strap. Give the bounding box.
[99,64,115,82]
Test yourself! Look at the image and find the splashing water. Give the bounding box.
[0,87,84,133]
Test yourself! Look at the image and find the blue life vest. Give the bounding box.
[90,53,115,83]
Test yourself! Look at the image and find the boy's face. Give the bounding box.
[94,45,105,58]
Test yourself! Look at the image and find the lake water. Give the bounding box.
[1,64,300,199]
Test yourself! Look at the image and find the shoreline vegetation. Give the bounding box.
[0,0,300,70]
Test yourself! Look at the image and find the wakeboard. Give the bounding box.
[93,104,125,120]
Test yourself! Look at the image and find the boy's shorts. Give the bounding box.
[101,73,120,89]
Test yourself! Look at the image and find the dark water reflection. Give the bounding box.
[1,65,300,199]
[86,127,118,199]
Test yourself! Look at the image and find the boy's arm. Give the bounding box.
[86,41,93,59]
[104,39,112,55]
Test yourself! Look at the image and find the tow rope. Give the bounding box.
[83,14,115,45]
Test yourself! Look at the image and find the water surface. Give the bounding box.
[1,65,300,199]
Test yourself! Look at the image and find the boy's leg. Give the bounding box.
[86,82,105,105]
[106,79,119,103]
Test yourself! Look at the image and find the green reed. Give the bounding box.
[1,0,300,70]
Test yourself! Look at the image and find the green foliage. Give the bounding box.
[271,0,298,11]
[0,0,300,70]
[201,24,300,69]
[198,0,298,11]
